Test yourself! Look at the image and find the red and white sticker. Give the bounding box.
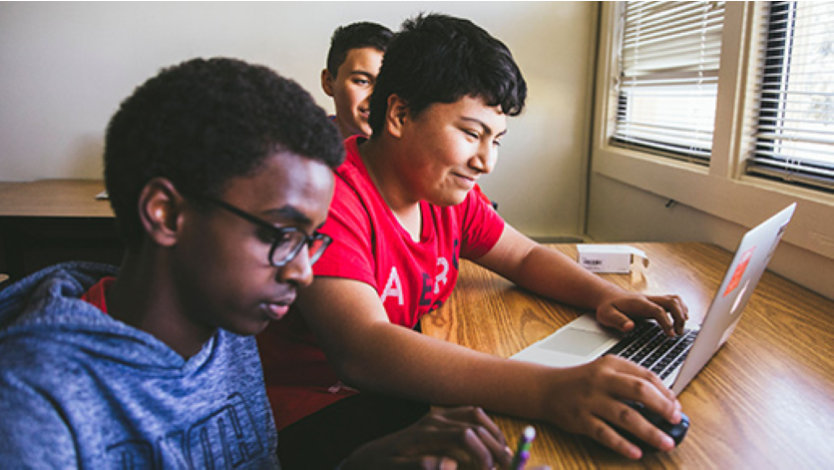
[723,246,755,297]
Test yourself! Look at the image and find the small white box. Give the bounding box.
[576,244,648,274]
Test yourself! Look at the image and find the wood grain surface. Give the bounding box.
[422,242,834,469]
[0,179,111,217]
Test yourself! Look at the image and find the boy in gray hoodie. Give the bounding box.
[0,57,513,469]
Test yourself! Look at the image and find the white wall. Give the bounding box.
[0,1,598,239]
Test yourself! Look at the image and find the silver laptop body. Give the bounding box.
[512,203,796,396]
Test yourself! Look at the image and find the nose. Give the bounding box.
[471,140,497,175]
[359,90,372,109]
[276,245,314,287]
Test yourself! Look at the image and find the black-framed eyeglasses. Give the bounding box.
[201,196,332,267]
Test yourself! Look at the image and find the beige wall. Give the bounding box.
[0,1,598,239]
[587,175,834,300]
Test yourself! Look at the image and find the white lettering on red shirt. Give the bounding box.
[380,266,404,306]
[434,257,449,294]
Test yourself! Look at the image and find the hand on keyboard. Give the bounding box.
[595,292,689,336]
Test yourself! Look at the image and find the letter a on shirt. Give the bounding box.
[380,267,404,306]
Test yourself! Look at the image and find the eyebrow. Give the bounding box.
[461,116,507,138]
[349,70,375,78]
[262,206,313,226]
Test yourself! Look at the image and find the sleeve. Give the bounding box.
[313,176,377,287]
[458,190,506,260]
[0,368,77,467]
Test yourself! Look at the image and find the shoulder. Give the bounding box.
[0,333,94,390]
[215,331,261,366]
[450,190,505,259]
[323,141,377,235]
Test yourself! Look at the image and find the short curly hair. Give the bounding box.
[104,57,344,249]
[368,13,527,136]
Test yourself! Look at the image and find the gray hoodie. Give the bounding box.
[0,262,279,469]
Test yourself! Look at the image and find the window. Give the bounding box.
[747,1,834,191]
[591,2,834,295]
[613,1,726,162]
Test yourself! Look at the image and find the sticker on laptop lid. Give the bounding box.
[729,279,751,315]
[723,246,755,297]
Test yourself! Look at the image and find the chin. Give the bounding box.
[433,193,468,207]
[228,319,271,337]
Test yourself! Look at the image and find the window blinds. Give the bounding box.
[747,1,834,191]
[613,1,726,161]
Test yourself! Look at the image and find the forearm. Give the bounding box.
[510,244,625,310]
[478,227,625,310]
[335,320,555,420]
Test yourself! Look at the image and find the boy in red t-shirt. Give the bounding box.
[262,13,691,463]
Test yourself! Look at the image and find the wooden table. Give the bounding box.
[422,242,834,469]
[0,179,121,279]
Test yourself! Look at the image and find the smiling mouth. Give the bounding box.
[453,173,477,187]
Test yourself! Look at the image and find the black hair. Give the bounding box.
[368,13,527,136]
[104,57,344,249]
[326,21,393,77]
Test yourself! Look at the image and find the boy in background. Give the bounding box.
[0,57,514,469]
[321,21,392,139]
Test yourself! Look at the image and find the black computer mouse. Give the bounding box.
[617,401,690,451]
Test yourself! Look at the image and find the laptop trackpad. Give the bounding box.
[539,328,613,356]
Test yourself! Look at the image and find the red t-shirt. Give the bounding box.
[258,135,505,429]
[80,276,116,313]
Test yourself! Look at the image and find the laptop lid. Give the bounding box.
[670,202,795,394]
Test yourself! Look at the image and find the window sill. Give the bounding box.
[592,144,834,261]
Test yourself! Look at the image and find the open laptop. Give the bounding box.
[512,203,796,395]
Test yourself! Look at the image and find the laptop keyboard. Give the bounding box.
[604,321,697,379]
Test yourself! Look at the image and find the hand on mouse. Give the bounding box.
[543,354,682,459]
[615,401,690,453]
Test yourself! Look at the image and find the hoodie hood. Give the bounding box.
[0,261,197,371]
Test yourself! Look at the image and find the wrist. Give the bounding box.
[593,283,628,310]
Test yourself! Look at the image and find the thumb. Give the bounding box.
[420,456,457,470]
[599,302,634,332]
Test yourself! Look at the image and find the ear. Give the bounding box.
[321,69,335,97]
[137,177,185,248]
[384,94,410,139]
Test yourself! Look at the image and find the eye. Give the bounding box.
[463,129,480,140]
[493,139,502,147]
[274,230,295,246]
[255,226,293,246]
[352,77,371,86]
[255,227,278,244]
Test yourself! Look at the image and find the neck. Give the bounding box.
[359,137,422,240]
[108,248,214,359]
[359,136,420,215]
[336,122,355,141]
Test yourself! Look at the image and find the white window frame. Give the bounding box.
[592,1,834,261]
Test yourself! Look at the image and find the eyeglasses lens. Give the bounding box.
[270,232,330,267]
